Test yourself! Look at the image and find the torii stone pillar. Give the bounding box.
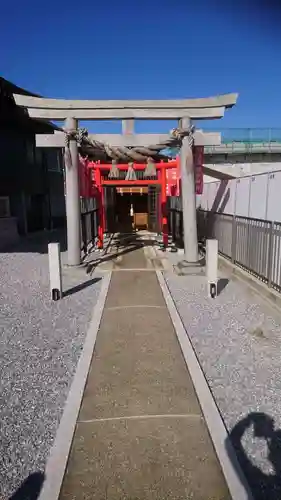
[64,117,81,266]
[180,117,198,262]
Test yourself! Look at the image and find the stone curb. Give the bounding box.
[38,272,112,500]
[156,270,253,500]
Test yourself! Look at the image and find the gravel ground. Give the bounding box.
[165,271,281,499]
[0,232,103,498]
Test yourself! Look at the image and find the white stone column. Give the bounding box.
[180,117,199,262]
[64,117,81,266]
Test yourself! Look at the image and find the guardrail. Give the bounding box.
[204,142,281,155]
[203,128,281,144]
[202,128,281,155]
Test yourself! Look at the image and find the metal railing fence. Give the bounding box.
[167,197,183,245]
[197,210,281,292]
[167,202,281,293]
[80,198,99,255]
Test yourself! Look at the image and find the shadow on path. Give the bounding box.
[63,277,102,297]
[217,278,229,295]
[9,472,45,500]
[226,412,281,499]
[86,232,156,274]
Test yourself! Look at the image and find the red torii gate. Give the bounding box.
[80,153,204,250]
[90,160,174,249]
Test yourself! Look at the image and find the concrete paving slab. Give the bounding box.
[105,270,164,308]
[79,306,201,420]
[87,238,160,272]
[60,418,230,500]
[112,245,147,269]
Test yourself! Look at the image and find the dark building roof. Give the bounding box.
[0,77,59,132]
[0,76,41,98]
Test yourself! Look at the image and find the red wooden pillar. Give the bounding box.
[101,180,106,234]
[161,164,168,247]
[95,168,104,249]
[157,168,162,232]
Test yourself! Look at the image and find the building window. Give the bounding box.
[0,197,11,217]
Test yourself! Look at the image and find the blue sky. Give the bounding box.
[1,0,280,133]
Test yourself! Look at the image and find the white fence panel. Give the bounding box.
[203,169,281,222]
[235,178,250,217]
[219,179,236,214]
[249,174,268,220]
[207,181,220,211]
[267,171,281,222]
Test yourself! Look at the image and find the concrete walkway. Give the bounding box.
[59,237,230,499]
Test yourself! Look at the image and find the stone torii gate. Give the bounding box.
[14,93,238,266]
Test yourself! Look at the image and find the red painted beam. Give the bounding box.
[102,180,161,186]
[88,159,178,170]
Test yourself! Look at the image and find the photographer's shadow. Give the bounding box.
[9,472,45,499]
[226,412,281,499]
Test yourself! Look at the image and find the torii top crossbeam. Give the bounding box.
[13,92,238,162]
[13,93,238,120]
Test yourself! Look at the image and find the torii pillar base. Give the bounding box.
[173,259,205,276]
